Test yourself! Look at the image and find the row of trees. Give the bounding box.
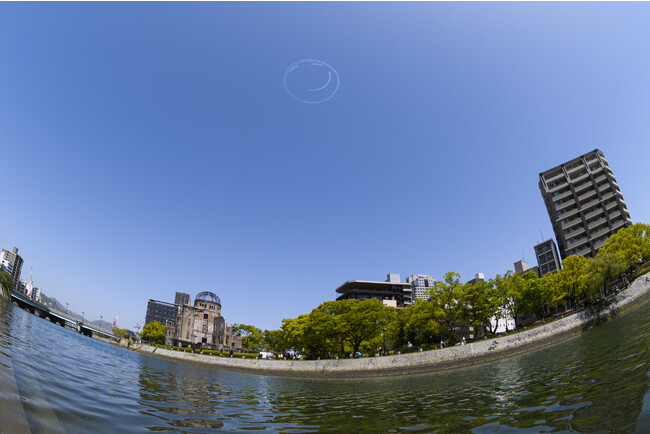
[137,224,649,356]
[242,223,649,357]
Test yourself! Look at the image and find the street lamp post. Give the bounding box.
[65,303,68,314]
[82,312,84,323]
[100,315,103,329]
[381,328,386,356]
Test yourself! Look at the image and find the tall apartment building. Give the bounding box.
[539,149,632,259]
[405,274,436,300]
[534,239,562,277]
[1,247,24,292]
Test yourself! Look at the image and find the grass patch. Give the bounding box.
[157,346,258,359]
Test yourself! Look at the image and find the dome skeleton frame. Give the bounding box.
[195,291,221,305]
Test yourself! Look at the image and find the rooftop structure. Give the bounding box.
[514,260,539,277]
[335,274,413,307]
[466,273,485,285]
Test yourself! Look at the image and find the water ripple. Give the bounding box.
[1,298,650,432]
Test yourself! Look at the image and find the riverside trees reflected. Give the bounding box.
[139,299,650,432]
[1,284,649,431]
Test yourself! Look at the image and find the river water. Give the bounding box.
[1,298,649,433]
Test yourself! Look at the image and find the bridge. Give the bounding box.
[9,290,117,340]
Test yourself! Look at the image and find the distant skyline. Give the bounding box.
[1,2,649,331]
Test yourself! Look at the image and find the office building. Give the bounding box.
[535,239,562,277]
[406,274,436,300]
[1,247,23,292]
[335,273,413,307]
[145,299,177,326]
[539,149,632,259]
[175,292,190,306]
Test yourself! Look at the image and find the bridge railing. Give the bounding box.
[48,308,116,336]
[11,291,116,336]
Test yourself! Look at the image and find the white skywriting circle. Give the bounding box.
[283,59,340,104]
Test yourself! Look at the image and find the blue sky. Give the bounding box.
[1,2,649,331]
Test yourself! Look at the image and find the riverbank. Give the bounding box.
[135,272,650,378]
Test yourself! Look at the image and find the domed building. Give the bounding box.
[165,291,242,351]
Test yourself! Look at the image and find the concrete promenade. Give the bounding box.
[137,272,650,378]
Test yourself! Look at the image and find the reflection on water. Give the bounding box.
[1,297,649,432]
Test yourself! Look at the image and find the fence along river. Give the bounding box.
[0,293,649,432]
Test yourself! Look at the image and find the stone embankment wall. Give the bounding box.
[138,273,650,378]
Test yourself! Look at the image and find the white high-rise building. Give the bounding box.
[1,247,23,292]
[406,274,436,300]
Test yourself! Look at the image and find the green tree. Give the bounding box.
[463,279,502,337]
[519,271,555,319]
[494,271,527,328]
[141,321,166,345]
[588,250,626,301]
[599,223,650,278]
[0,271,14,298]
[427,272,467,344]
[231,324,265,350]
[113,327,128,339]
[301,308,338,356]
[401,299,439,347]
[545,255,591,308]
[263,329,286,353]
[316,300,354,355]
[493,272,516,333]
[280,314,309,353]
[337,298,391,355]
